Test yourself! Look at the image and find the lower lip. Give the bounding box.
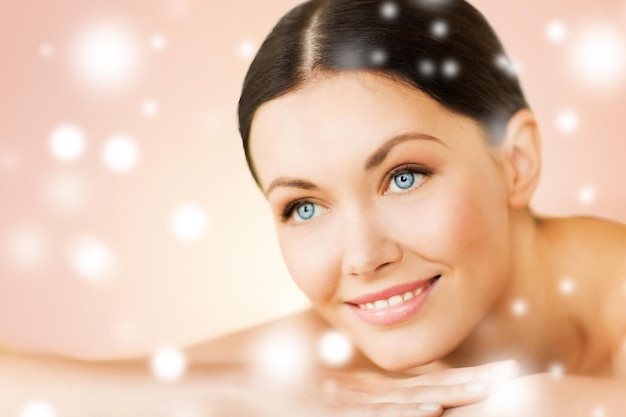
[347,277,440,327]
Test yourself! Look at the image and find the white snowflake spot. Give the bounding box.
[418,59,436,77]
[495,53,518,77]
[559,278,576,295]
[511,299,528,317]
[431,20,449,39]
[237,39,257,60]
[568,23,626,91]
[150,33,167,51]
[171,204,209,241]
[546,20,568,44]
[591,406,606,417]
[548,362,565,378]
[380,1,399,20]
[442,59,460,78]
[102,134,139,173]
[20,401,57,417]
[49,124,87,162]
[556,110,579,134]
[142,100,160,118]
[253,332,310,382]
[151,346,187,382]
[370,48,387,66]
[318,331,354,366]
[578,186,596,205]
[72,21,140,89]
[67,235,117,283]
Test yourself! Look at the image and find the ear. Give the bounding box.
[497,109,542,209]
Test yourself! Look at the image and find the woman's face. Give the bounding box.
[249,71,514,371]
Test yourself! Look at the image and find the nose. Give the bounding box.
[340,208,403,278]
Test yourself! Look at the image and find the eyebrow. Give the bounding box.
[364,132,446,171]
[264,132,445,196]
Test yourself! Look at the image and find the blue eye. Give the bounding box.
[393,172,415,189]
[296,202,316,220]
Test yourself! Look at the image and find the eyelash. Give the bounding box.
[382,163,432,195]
[280,164,433,222]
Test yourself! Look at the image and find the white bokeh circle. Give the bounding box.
[20,401,57,417]
[102,134,139,172]
[567,22,626,91]
[49,124,87,162]
[72,21,140,89]
[150,346,188,382]
[171,204,209,241]
[67,235,117,283]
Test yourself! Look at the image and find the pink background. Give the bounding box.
[0,0,624,360]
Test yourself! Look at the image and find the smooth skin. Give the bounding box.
[243,70,626,414]
[2,70,625,416]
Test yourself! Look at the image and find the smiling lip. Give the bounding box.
[346,275,441,326]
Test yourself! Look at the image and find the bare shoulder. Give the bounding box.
[185,308,376,370]
[543,215,626,377]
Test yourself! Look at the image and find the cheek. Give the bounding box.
[392,174,508,269]
[278,225,340,304]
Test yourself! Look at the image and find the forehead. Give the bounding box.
[249,71,487,188]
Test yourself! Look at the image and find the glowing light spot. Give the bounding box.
[578,186,597,205]
[151,346,187,382]
[568,23,626,90]
[556,110,579,134]
[253,332,310,381]
[318,331,354,366]
[171,204,209,241]
[49,124,86,162]
[20,401,57,417]
[6,227,47,268]
[431,20,449,39]
[495,53,518,77]
[150,33,167,51]
[72,22,140,89]
[511,299,528,317]
[102,134,139,173]
[370,49,387,66]
[548,362,565,378]
[442,59,460,78]
[67,235,117,283]
[380,1,399,20]
[237,39,257,60]
[142,100,159,118]
[484,378,537,414]
[559,278,576,295]
[39,43,54,58]
[546,20,568,43]
[591,406,607,417]
[44,171,88,212]
[418,59,436,77]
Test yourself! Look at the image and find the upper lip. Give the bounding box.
[345,275,440,305]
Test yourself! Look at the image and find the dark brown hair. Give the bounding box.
[238,0,529,181]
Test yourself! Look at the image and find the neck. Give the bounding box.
[441,209,587,374]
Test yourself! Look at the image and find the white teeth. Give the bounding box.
[357,284,431,311]
[389,295,404,306]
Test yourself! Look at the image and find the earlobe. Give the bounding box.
[499,109,542,209]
